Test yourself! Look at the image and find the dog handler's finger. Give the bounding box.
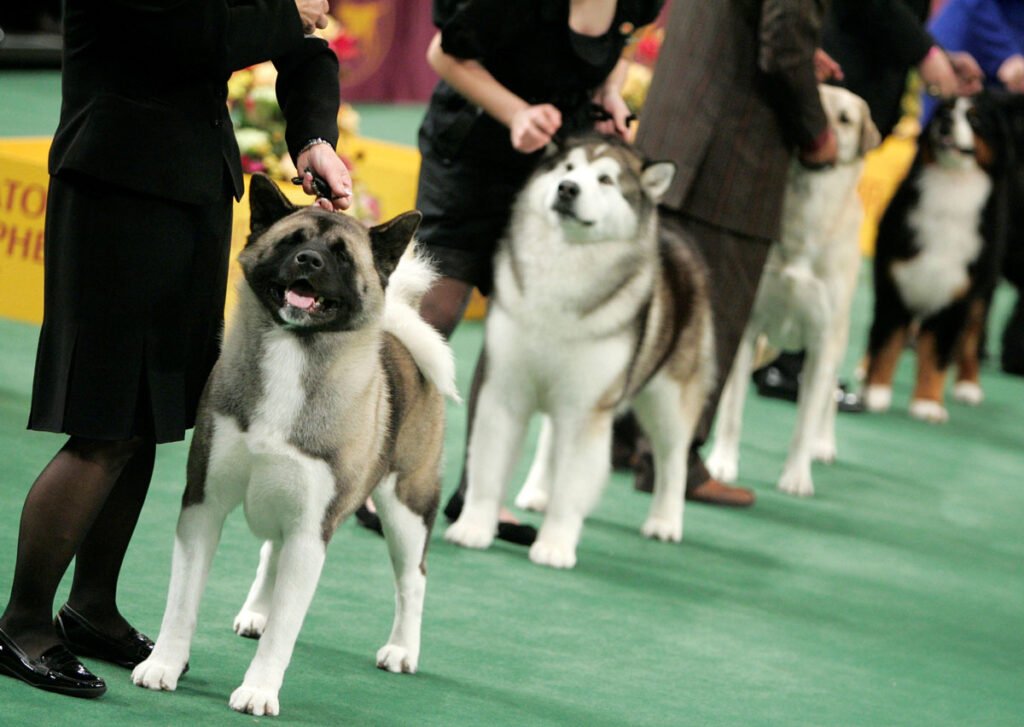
[321,166,353,211]
[539,104,562,133]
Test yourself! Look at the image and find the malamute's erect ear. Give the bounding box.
[370,210,423,281]
[248,173,298,240]
[640,160,676,202]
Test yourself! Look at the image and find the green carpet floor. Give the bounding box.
[1,70,1022,726]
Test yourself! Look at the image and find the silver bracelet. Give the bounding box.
[298,137,333,156]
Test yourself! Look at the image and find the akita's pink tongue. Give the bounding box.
[285,289,316,310]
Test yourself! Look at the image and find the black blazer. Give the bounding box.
[49,0,340,205]
[823,0,933,138]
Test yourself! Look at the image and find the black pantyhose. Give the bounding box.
[0,435,154,659]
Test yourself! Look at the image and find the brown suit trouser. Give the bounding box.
[660,209,772,491]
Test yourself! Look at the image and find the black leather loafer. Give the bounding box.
[0,626,106,698]
[55,605,154,669]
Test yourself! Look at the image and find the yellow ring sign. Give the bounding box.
[0,136,421,325]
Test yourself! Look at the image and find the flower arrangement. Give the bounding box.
[227,18,381,223]
[621,24,664,115]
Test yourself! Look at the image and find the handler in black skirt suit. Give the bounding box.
[0,0,352,699]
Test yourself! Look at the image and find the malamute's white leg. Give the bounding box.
[446,378,531,550]
[233,540,279,638]
[633,374,703,543]
[706,327,757,483]
[529,411,613,569]
[372,473,431,675]
[228,529,327,717]
[132,501,233,691]
[515,415,554,512]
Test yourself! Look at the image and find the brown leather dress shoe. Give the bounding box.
[686,479,756,507]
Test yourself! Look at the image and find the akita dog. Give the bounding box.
[132,175,458,716]
[445,135,715,569]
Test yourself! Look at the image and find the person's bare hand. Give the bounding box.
[295,142,352,211]
[799,127,838,168]
[294,0,329,33]
[998,53,1024,93]
[813,48,844,83]
[510,104,562,153]
[949,51,984,96]
[594,91,632,139]
[919,46,960,97]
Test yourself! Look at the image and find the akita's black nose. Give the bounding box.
[557,180,580,201]
[295,250,325,269]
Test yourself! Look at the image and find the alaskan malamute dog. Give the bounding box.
[445,135,715,569]
[132,175,458,716]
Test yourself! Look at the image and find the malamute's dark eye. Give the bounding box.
[838,111,851,125]
[598,174,614,185]
[566,163,574,171]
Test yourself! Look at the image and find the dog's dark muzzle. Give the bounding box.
[267,245,359,325]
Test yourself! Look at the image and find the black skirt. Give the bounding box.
[29,172,233,444]
[414,101,537,295]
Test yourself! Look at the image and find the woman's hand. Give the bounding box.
[949,51,984,95]
[998,54,1024,93]
[510,104,562,153]
[295,142,353,211]
[594,90,632,139]
[294,0,329,34]
[813,48,843,83]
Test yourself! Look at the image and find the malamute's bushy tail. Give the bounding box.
[383,244,461,402]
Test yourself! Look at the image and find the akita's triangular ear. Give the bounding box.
[369,210,423,281]
[248,173,297,242]
[641,160,676,202]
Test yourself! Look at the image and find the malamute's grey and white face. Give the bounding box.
[238,174,420,333]
[526,136,675,242]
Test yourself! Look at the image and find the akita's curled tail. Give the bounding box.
[383,244,461,403]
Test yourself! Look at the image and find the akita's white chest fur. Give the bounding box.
[212,331,338,541]
[895,164,991,316]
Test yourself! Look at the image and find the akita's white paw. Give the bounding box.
[514,486,549,512]
[444,518,495,549]
[529,539,577,569]
[229,683,281,717]
[952,381,984,406]
[863,385,892,412]
[706,448,738,483]
[640,515,683,543]
[233,608,267,639]
[812,439,837,464]
[132,658,185,691]
[376,644,418,674]
[777,469,815,497]
[909,399,949,423]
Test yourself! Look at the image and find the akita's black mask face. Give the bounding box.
[239,175,420,334]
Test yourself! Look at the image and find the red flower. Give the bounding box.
[634,33,662,66]
[330,31,359,63]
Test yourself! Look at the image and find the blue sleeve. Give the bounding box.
[929,0,1022,79]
